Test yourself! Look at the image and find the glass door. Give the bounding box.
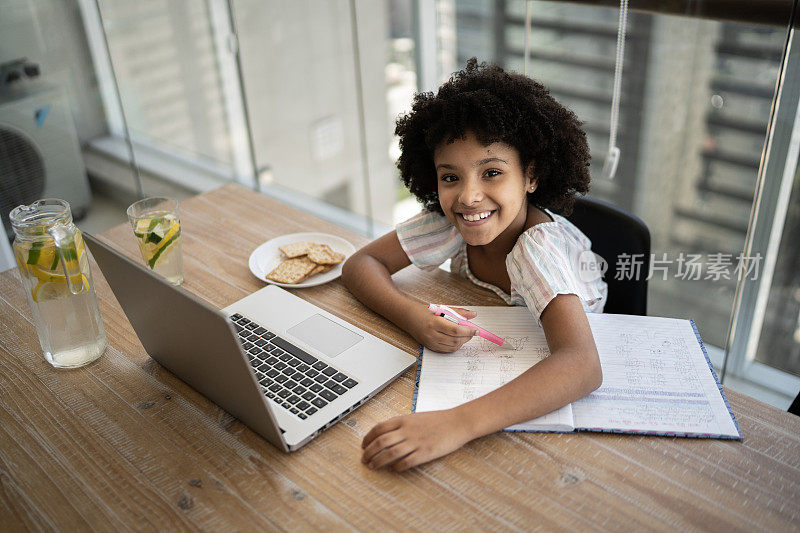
[725,11,800,404]
[79,0,253,195]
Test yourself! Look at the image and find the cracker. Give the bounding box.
[308,263,334,277]
[278,241,314,258]
[307,244,345,265]
[266,256,317,284]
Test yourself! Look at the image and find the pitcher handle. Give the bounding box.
[47,223,83,295]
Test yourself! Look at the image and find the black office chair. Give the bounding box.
[566,196,651,316]
[789,392,800,416]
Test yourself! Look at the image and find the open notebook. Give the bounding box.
[412,308,741,439]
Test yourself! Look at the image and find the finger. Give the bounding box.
[435,341,459,353]
[442,336,478,353]
[450,307,477,319]
[437,321,478,339]
[433,316,477,338]
[361,430,406,464]
[433,335,461,349]
[392,451,424,472]
[453,338,474,350]
[426,342,455,354]
[361,418,402,449]
[428,332,473,352]
[368,442,415,470]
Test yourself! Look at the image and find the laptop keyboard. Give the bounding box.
[229,313,359,420]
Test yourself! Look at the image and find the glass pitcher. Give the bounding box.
[9,199,107,368]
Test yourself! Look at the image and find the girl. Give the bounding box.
[341,58,607,472]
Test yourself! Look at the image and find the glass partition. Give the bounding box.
[63,0,797,404]
[92,0,242,189]
[725,15,800,399]
[231,0,403,235]
[431,1,790,360]
[755,166,800,376]
[80,0,422,229]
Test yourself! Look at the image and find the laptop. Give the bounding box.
[83,233,416,452]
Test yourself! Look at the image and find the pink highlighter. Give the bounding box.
[427,304,505,346]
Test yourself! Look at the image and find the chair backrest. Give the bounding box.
[789,391,800,416]
[566,196,651,315]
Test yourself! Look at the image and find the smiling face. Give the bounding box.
[434,132,534,247]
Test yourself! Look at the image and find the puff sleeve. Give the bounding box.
[506,225,607,320]
[395,210,464,271]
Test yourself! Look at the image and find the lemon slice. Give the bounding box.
[52,233,83,277]
[147,221,181,268]
[75,230,87,260]
[45,247,59,270]
[29,264,85,285]
[134,215,175,241]
[31,274,89,302]
[134,217,155,239]
[21,240,58,269]
[32,280,70,302]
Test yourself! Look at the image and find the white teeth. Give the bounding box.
[462,211,492,222]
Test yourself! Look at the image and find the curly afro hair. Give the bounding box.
[395,58,591,216]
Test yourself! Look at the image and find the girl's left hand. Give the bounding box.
[361,410,473,472]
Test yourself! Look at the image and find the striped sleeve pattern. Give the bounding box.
[395,210,464,271]
[506,222,607,320]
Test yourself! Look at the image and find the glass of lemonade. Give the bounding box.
[126,197,184,285]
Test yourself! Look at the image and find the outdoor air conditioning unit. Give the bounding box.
[0,84,91,239]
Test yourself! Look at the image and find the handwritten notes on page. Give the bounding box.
[574,314,740,438]
[413,307,741,438]
[414,307,574,432]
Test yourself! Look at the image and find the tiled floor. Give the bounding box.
[76,190,129,236]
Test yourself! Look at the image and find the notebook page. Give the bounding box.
[414,307,574,432]
[573,314,740,438]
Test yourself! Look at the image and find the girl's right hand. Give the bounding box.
[409,305,478,353]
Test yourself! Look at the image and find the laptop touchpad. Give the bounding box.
[287,314,363,358]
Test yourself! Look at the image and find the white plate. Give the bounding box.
[248,232,356,288]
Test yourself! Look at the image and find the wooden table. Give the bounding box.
[1,183,798,532]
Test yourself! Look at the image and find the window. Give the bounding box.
[434,0,797,404]
[96,0,236,169]
[83,0,412,235]
[78,0,799,406]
